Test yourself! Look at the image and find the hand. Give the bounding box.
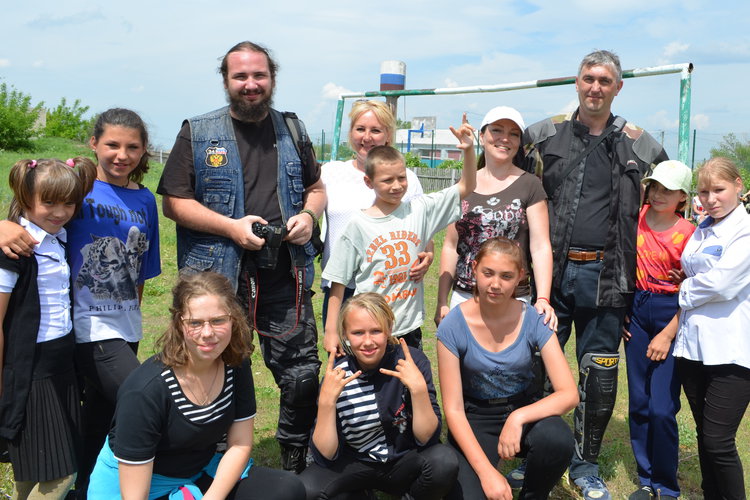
[497,411,522,460]
[324,328,345,357]
[230,215,267,251]
[533,299,557,332]
[379,338,429,395]
[478,468,513,500]
[668,268,686,285]
[409,251,433,283]
[0,221,37,259]
[319,351,361,406]
[285,212,314,245]
[646,332,672,362]
[449,113,475,151]
[434,304,450,327]
[622,314,632,341]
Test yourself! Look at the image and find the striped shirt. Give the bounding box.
[337,360,389,462]
[161,365,238,424]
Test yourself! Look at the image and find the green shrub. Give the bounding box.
[0,82,43,151]
[44,97,96,142]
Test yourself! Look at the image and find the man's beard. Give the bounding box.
[227,90,273,123]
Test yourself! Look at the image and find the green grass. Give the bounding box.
[1,138,749,498]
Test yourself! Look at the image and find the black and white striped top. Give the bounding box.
[161,365,235,424]
[337,359,389,462]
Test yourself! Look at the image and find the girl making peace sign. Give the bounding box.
[300,293,458,499]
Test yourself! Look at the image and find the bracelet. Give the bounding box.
[536,297,550,304]
[300,208,318,225]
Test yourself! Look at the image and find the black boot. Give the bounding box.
[280,444,308,474]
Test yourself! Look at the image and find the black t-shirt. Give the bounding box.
[569,133,612,249]
[157,111,320,285]
[109,356,255,478]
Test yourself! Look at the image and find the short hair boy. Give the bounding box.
[322,119,477,354]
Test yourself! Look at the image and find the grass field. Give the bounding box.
[0,138,748,499]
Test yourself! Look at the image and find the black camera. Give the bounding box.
[251,222,288,270]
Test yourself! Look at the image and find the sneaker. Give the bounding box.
[573,475,611,500]
[505,460,527,489]
[280,444,307,474]
[628,486,654,500]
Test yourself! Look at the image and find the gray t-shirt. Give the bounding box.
[322,185,461,336]
[436,302,553,399]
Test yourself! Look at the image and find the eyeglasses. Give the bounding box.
[181,315,232,335]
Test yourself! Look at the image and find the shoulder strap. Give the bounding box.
[560,115,626,180]
[282,111,309,165]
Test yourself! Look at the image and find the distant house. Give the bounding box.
[394,129,462,167]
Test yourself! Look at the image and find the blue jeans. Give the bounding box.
[625,290,681,496]
[552,258,626,480]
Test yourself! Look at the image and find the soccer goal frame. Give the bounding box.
[330,62,694,163]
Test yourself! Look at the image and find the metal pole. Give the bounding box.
[677,64,693,164]
[691,129,697,169]
[331,98,346,160]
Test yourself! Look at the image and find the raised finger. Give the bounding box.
[398,337,413,361]
[326,351,337,371]
[344,371,362,384]
[379,367,401,379]
[462,112,468,125]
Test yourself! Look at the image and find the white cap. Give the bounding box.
[480,106,526,132]
[642,160,693,194]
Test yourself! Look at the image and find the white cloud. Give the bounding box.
[444,78,458,88]
[692,113,710,130]
[321,82,353,100]
[658,41,690,64]
[0,59,9,68]
[649,110,679,130]
[557,99,578,116]
[130,85,145,93]
[32,60,44,68]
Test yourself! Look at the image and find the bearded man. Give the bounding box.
[157,41,324,474]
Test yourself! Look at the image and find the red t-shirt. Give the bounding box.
[635,205,696,294]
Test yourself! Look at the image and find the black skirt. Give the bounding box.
[7,333,80,482]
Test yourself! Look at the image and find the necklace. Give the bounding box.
[178,362,222,406]
[97,176,129,188]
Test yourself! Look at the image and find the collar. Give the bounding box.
[700,204,749,237]
[19,217,67,247]
[571,108,616,138]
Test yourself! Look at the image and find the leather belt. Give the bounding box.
[567,249,604,262]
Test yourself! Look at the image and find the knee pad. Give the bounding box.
[286,370,319,407]
[574,352,619,462]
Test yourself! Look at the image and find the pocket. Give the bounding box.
[202,176,235,216]
[285,161,305,208]
[183,241,225,273]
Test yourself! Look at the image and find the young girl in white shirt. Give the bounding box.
[0,157,96,499]
[672,156,750,500]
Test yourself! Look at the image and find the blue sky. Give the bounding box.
[3,0,749,164]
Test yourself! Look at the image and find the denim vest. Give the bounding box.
[176,106,316,290]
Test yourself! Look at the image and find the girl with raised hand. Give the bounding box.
[673,157,750,500]
[88,272,304,499]
[0,157,96,499]
[300,293,457,499]
[437,237,577,500]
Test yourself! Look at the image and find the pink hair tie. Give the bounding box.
[65,158,75,167]
[29,160,37,169]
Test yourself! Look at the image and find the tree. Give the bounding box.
[0,82,43,151]
[710,133,750,172]
[404,151,427,168]
[44,97,95,142]
[335,142,355,161]
[396,118,412,129]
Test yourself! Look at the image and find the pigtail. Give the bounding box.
[68,156,98,202]
[7,159,37,222]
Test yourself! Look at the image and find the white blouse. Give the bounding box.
[0,218,71,343]
[673,204,750,369]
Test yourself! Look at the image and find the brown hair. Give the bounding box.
[91,108,151,185]
[338,292,398,347]
[219,41,278,84]
[348,100,396,150]
[157,272,253,367]
[697,157,745,192]
[7,157,97,222]
[472,236,526,297]
[364,145,405,179]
